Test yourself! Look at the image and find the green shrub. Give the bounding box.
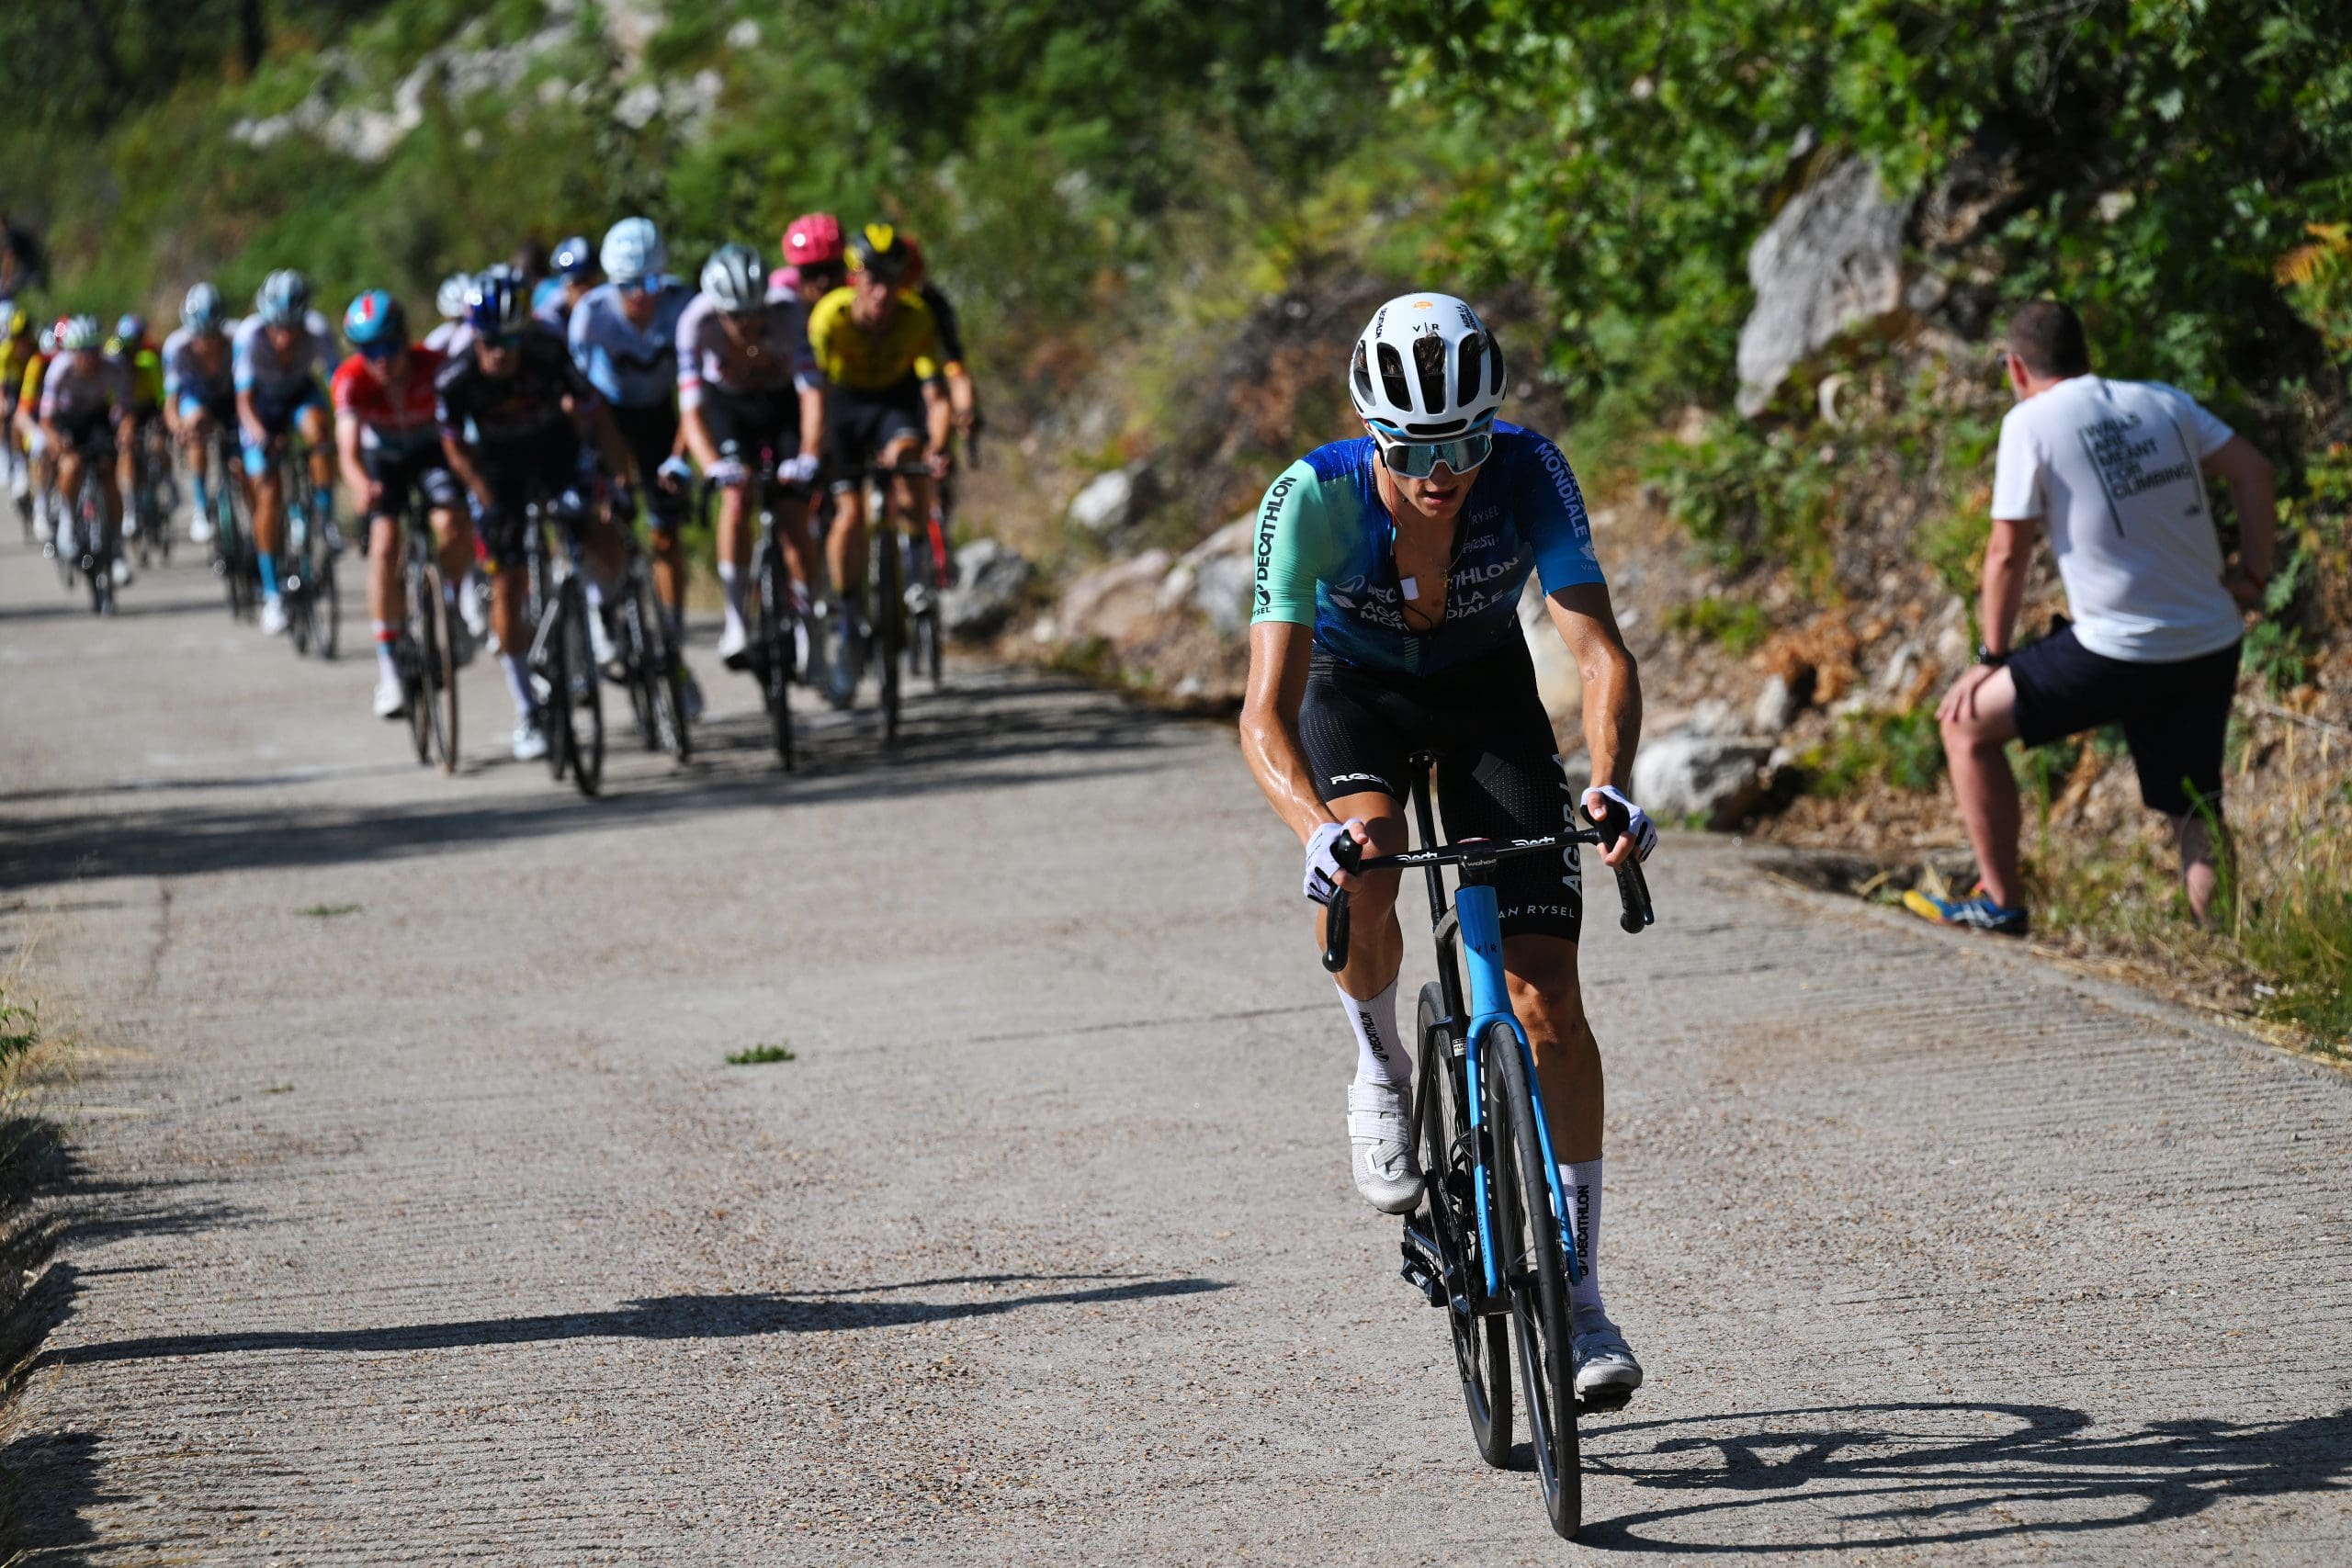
[1803,707,1945,797]
[1664,596,1770,656]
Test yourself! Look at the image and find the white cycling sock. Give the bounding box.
[1559,1157,1606,1322]
[718,562,745,637]
[372,623,399,682]
[501,652,533,718]
[1338,978,1408,1090]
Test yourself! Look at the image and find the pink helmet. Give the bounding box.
[782,212,844,267]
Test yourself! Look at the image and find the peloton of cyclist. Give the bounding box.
[39,314,138,585]
[571,217,702,714]
[1238,293,1657,1405]
[234,270,340,636]
[675,241,826,674]
[535,236,599,331]
[334,288,483,722]
[804,222,953,707]
[163,283,240,546]
[435,269,639,761]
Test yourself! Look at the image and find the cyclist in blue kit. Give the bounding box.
[1238,292,1657,1404]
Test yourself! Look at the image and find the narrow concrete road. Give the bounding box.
[3,534,2349,1564]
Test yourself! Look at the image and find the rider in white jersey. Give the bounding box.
[162,283,239,543]
[233,270,339,635]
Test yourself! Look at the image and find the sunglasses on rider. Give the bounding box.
[481,331,522,352]
[616,279,649,298]
[1367,420,1493,479]
[357,338,405,362]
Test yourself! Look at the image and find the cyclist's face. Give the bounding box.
[797,264,846,303]
[853,272,899,320]
[266,323,300,355]
[1366,421,1476,521]
[616,282,658,329]
[475,335,520,377]
[361,344,409,381]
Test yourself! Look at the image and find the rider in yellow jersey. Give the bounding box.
[14,323,58,541]
[804,222,952,708]
[0,302,32,514]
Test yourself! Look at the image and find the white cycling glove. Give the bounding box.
[1304,819,1363,905]
[776,453,820,487]
[656,455,695,488]
[1583,784,1657,862]
[707,457,749,490]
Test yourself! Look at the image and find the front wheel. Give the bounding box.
[756,548,795,772]
[875,525,903,742]
[1419,983,1511,1468]
[559,577,604,797]
[1487,1021,1581,1539]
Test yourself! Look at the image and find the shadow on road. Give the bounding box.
[33,1273,1228,1370]
[1575,1400,2352,1551]
[0,674,1178,890]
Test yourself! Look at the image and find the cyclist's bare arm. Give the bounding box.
[678,402,718,471]
[1542,581,1645,867]
[1240,621,1340,848]
[440,432,493,513]
[334,417,374,505]
[580,400,637,488]
[797,383,826,468]
[921,378,951,466]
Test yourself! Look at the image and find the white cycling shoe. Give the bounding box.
[511,716,549,762]
[188,511,215,545]
[258,597,289,637]
[372,673,408,720]
[1571,1315,1644,1405]
[1348,1079,1424,1214]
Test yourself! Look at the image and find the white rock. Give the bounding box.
[1633,735,1772,830]
[1057,549,1171,645]
[942,539,1033,639]
[1068,467,1139,535]
[1754,673,1802,733]
[614,83,664,130]
[1736,159,1909,417]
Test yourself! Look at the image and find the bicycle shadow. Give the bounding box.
[29,1271,1228,1371]
[1569,1400,2352,1551]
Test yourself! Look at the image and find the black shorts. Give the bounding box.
[826,378,925,491]
[2010,622,2241,817]
[699,386,797,467]
[360,440,462,524]
[472,425,585,570]
[609,400,686,530]
[1299,638,1583,942]
[54,406,118,457]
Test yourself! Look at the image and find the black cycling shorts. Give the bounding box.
[699,386,797,468]
[472,424,585,570]
[826,377,925,491]
[1299,637,1584,942]
[361,441,462,524]
[2010,622,2241,817]
[609,400,687,529]
[53,406,118,457]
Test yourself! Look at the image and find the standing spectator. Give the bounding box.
[1912,300,2278,935]
[0,211,46,300]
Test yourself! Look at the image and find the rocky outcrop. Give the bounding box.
[1632,733,1772,829]
[1736,159,1911,417]
[943,539,1034,639]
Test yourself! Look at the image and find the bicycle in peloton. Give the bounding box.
[1318,757,1656,1540]
[862,456,948,742]
[521,490,605,797]
[202,424,259,621]
[53,443,121,616]
[394,490,459,773]
[611,517,691,767]
[126,414,176,569]
[698,447,818,772]
[268,434,340,660]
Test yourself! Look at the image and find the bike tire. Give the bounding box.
[1485,1021,1581,1540]
[876,526,902,742]
[650,593,690,765]
[756,547,795,772]
[1418,982,1513,1469]
[313,548,341,660]
[424,564,459,773]
[560,577,604,797]
[618,588,656,750]
[401,557,435,764]
[538,599,572,784]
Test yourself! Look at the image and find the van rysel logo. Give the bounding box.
[1254,474,1295,609]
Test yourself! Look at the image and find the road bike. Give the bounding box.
[202,425,259,621]
[612,520,690,766]
[522,492,605,797]
[54,445,119,615]
[270,436,340,660]
[864,456,946,743]
[1319,757,1656,1540]
[395,491,459,773]
[698,450,817,772]
[126,413,175,569]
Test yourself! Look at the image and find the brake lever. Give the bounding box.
[1581,800,1656,935]
[1318,834,1363,972]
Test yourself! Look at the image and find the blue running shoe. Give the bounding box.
[1903,886,2029,936]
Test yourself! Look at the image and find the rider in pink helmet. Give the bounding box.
[775,213,849,308]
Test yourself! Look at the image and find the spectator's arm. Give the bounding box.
[1980,516,2038,655]
[2204,434,2277,602]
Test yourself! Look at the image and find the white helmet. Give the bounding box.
[1347,292,1507,439]
[601,218,665,286]
[699,243,764,312]
[435,272,474,321]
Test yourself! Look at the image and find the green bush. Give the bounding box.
[1664,596,1770,657]
[1803,706,1945,797]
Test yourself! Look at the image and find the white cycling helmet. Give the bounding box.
[601,218,665,286]
[256,268,312,327]
[1347,292,1507,439]
[60,314,104,352]
[699,243,765,312]
[182,282,225,333]
[435,271,474,321]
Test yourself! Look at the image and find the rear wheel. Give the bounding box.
[639,573,689,763]
[756,547,795,772]
[423,563,458,773]
[311,547,340,660]
[1419,983,1511,1468]
[1486,1021,1581,1540]
[619,586,657,750]
[875,519,903,742]
[559,576,604,797]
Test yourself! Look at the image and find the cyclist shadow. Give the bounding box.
[31,1272,1229,1371]
[1566,1400,2352,1551]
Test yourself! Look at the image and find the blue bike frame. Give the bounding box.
[1453,880,1586,1301]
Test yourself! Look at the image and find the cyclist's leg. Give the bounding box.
[823,394,879,622]
[246,395,288,604]
[365,454,412,699]
[474,463,535,729]
[54,446,86,547]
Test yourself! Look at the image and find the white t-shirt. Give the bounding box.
[1990,376,2241,662]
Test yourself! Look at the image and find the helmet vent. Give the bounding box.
[1375,343,1413,414]
[1410,333,1448,418]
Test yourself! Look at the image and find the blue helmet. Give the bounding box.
[464,268,529,335]
[256,268,311,327]
[551,234,597,279]
[343,288,406,350]
[115,312,147,344]
[599,218,664,286]
[182,282,225,333]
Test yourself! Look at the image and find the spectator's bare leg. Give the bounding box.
[1938,666,2026,909]
[2173,809,2228,928]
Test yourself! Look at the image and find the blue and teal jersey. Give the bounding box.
[1249,421,1604,675]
